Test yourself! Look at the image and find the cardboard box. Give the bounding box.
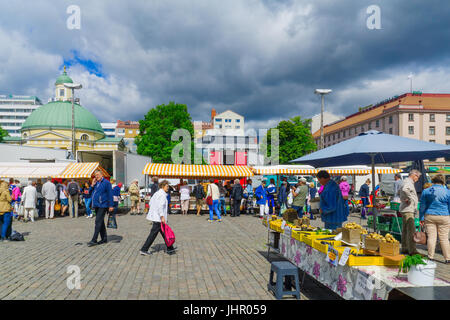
[342,228,363,244]
[364,238,381,251]
[379,241,400,256]
[282,209,298,223]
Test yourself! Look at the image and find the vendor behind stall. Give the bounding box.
[317,170,348,230]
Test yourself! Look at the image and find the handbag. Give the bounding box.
[54,200,61,211]
[107,214,117,229]
[206,185,213,206]
[413,224,427,245]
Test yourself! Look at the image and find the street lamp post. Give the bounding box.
[64,83,82,161]
[314,89,332,149]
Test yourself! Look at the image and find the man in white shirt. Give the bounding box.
[41,177,57,219]
[140,180,176,256]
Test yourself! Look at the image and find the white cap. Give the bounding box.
[300,177,307,183]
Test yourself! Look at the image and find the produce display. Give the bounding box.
[343,222,363,230]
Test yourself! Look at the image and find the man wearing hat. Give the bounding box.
[292,177,308,218]
[128,179,140,215]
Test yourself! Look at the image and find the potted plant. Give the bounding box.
[399,254,436,286]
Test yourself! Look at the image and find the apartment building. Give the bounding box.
[0,95,43,137]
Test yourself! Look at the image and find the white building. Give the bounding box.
[101,122,117,138]
[0,95,43,137]
[213,110,245,136]
[310,111,343,134]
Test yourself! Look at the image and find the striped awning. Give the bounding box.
[0,162,70,178]
[59,162,110,179]
[318,166,402,176]
[142,163,254,178]
[252,165,317,175]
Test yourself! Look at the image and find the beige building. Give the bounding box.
[312,93,450,167]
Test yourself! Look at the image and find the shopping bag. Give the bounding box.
[413,225,426,245]
[161,222,175,247]
[17,204,24,217]
[264,204,269,214]
[280,203,287,214]
[107,214,117,229]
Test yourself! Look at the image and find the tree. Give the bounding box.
[0,125,8,142]
[135,102,197,163]
[262,116,316,164]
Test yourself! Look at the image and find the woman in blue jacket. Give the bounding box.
[419,174,450,263]
[255,180,267,218]
[317,170,348,230]
[358,179,371,220]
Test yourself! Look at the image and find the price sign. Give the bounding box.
[281,220,286,229]
[326,246,339,267]
[338,247,351,266]
[355,271,373,300]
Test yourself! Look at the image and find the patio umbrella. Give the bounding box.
[291,130,450,231]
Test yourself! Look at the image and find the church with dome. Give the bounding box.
[4,68,126,168]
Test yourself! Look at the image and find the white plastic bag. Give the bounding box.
[287,192,293,206]
[264,204,269,214]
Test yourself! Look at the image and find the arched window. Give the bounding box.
[22,133,28,139]
[80,134,89,141]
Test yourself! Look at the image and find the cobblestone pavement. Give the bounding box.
[1,209,447,300]
[0,212,312,300]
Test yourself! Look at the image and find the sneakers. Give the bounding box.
[167,247,177,255]
[140,250,152,256]
[218,219,222,222]
[87,241,98,247]
[98,239,108,245]
[208,219,214,222]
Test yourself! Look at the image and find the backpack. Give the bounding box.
[68,182,79,196]
[10,230,25,241]
[161,222,175,247]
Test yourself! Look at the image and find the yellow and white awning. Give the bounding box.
[0,162,70,178]
[318,166,402,176]
[142,163,254,178]
[252,165,317,175]
[59,162,110,179]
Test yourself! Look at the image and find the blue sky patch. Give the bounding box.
[61,50,104,78]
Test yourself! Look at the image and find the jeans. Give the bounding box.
[141,221,174,252]
[292,205,304,218]
[324,221,342,230]
[209,200,221,220]
[0,212,12,239]
[91,207,107,243]
[218,197,227,215]
[37,198,44,217]
[267,197,275,214]
[84,198,92,216]
[361,197,369,218]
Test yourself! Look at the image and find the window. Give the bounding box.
[225,119,232,123]
[59,89,64,97]
[236,126,240,129]
[333,134,335,141]
[368,122,372,130]
[343,130,346,138]
[128,130,133,134]
[429,140,435,143]
[429,126,435,135]
[429,114,435,122]
[446,140,450,145]
[408,126,414,134]
[389,116,393,124]
[218,124,222,129]
[337,132,340,139]
[80,134,89,141]
[389,128,393,134]
[236,119,240,123]
[215,118,222,122]
[447,127,450,135]
[328,136,330,142]
[408,113,414,121]
[376,120,379,127]
[354,127,357,134]
[447,114,450,122]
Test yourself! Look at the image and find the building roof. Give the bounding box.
[116,120,139,129]
[54,69,73,86]
[21,101,105,135]
[96,137,123,143]
[312,93,450,138]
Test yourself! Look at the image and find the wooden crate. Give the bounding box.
[379,242,400,256]
[364,238,381,251]
[342,228,363,244]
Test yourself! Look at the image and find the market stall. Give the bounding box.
[142,163,254,213]
[263,216,450,300]
[0,162,71,179]
[58,162,110,179]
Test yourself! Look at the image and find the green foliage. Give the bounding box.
[0,125,9,142]
[135,102,197,163]
[262,116,316,164]
[399,254,427,273]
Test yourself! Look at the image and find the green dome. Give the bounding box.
[21,101,105,136]
[55,70,73,85]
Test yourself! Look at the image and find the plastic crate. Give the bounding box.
[269,221,284,233]
[389,202,420,211]
[377,223,390,232]
[302,234,335,247]
[313,239,342,254]
[347,255,402,266]
[390,217,420,233]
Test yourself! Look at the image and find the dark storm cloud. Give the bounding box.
[1,0,450,129]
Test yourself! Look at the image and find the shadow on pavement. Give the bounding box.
[107,235,123,243]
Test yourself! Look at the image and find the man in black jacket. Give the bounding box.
[149,177,159,197]
[231,179,243,217]
[193,181,205,216]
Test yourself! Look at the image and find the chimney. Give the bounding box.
[211,108,217,122]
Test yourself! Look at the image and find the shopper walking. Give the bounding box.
[206,179,221,222]
[42,177,57,219]
[393,173,403,203]
[359,179,371,220]
[10,180,22,219]
[179,180,191,215]
[231,179,243,217]
[82,182,93,218]
[0,181,13,241]
[418,174,450,263]
[22,181,37,222]
[57,180,69,217]
[292,178,308,218]
[278,179,288,212]
[244,179,254,215]
[36,179,44,218]
[317,170,348,230]
[140,180,176,256]
[399,169,421,255]
[218,181,228,216]
[129,179,140,215]
[112,182,122,217]
[266,178,277,215]
[193,181,205,216]
[87,170,114,247]
[67,179,80,218]
[255,180,268,218]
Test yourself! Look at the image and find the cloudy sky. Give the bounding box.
[1,0,450,131]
